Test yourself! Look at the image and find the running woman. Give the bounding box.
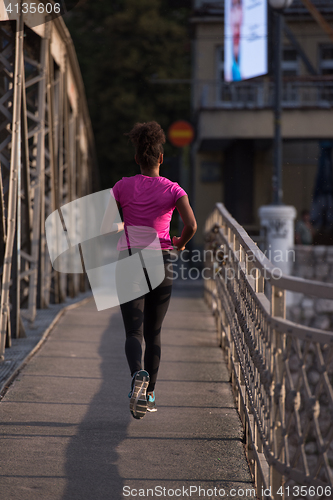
[107,121,197,419]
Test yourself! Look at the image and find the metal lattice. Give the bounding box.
[204,204,333,500]
[0,4,99,360]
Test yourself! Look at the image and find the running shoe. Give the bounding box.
[129,370,150,419]
[147,391,157,412]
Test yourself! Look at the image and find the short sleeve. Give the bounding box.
[111,179,122,203]
[172,182,187,204]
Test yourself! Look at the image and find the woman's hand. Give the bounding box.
[174,196,197,250]
[112,222,124,233]
[172,236,185,251]
[100,195,122,235]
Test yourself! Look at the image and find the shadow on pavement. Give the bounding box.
[61,309,130,500]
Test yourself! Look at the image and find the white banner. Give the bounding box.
[224,0,267,82]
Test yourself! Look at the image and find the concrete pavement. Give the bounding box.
[0,283,254,500]
[0,291,93,395]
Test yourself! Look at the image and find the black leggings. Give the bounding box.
[117,251,173,392]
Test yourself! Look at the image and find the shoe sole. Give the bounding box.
[147,406,157,413]
[130,370,149,419]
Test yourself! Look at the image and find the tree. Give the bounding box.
[65,0,191,188]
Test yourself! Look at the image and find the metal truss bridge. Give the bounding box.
[0,2,99,359]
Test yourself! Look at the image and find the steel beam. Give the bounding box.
[0,1,98,360]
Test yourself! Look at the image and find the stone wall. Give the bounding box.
[287,245,333,331]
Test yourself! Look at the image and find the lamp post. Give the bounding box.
[259,0,296,277]
[269,0,294,204]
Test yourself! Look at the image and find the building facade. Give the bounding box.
[191,0,333,247]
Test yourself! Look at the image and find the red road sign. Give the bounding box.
[168,120,194,148]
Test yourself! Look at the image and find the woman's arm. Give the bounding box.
[100,195,124,235]
[173,195,197,251]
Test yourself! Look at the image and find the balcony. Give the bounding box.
[199,78,333,110]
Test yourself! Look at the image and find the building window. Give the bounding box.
[319,45,333,75]
[281,47,299,104]
[282,47,299,76]
[200,161,221,183]
[318,45,333,103]
[214,46,301,106]
[215,45,260,107]
[216,45,232,105]
[216,45,224,82]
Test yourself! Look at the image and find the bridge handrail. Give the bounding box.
[204,204,333,500]
[211,202,333,299]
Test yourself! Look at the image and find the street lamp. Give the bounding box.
[258,0,296,277]
[268,0,294,205]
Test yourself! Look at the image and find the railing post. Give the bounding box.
[272,286,286,320]
[227,226,232,249]
[270,285,286,500]
[258,269,265,293]
[234,236,240,256]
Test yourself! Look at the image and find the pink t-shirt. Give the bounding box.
[111,174,187,251]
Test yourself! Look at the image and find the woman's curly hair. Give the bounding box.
[125,121,166,169]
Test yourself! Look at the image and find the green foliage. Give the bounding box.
[65,0,191,188]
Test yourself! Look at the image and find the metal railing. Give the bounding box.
[0,2,99,359]
[204,203,333,500]
[199,80,333,110]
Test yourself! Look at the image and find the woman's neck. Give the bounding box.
[140,167,160,177]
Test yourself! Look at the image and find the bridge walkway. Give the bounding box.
[0,283,254,500]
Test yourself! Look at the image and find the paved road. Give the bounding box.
[0,284,254,500]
